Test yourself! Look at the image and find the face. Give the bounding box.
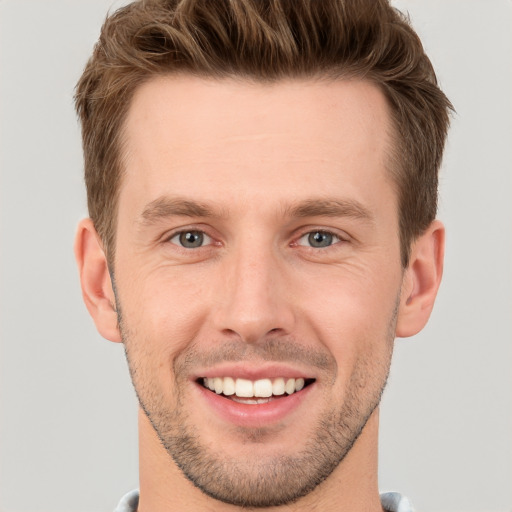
[114,76,403,507]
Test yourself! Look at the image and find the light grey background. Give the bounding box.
[0,1,511,511]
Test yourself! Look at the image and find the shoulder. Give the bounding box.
[114,489,413,512]
[380,492,415,512]
[113,489,139,512]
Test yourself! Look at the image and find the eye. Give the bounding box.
[169,230,212,249]
[297,230,341,248]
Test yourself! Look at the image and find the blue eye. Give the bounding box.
[170,230,212,248]
[298,231,340,248]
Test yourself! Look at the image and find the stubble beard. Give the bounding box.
[120,307,397,508]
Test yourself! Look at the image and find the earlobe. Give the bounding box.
[74,218,122,343]
[395,220,445,338]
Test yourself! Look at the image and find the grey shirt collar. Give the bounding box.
[114,489,414,512]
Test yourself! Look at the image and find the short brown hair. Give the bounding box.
[75,0,452,266]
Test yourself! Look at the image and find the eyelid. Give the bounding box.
[159,225,350,249]
[297,231,339,248]
[161,225,218,247]
[168,230,213,248]
[292,227,350,247]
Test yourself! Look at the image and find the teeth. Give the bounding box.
[223,377,235,396]
[202,377,309,398]
[214,377,223,394]
[295,378,305,392]
[253,379,273,397]
[285,378,295,395]
[235,378,254,398]
[272,378,285,396]
[232,397,273,405]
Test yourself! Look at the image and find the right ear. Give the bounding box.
[74,218,122,343]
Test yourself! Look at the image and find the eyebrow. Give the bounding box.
[138,195,374,227]
[139,196,226,225]
[284,198,374,223]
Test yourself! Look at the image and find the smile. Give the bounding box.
[201,377,314,404]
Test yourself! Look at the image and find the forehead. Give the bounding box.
[119,75,395,218]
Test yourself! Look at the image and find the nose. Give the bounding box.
[212,242,296,344]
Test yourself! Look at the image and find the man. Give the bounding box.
[74,0,451,510]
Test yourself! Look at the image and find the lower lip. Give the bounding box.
[195,382,314,428]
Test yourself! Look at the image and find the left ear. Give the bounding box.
[396,220,445,338]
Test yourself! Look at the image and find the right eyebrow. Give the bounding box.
[138,196,225,226]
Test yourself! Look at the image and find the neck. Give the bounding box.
[137,408,383,512]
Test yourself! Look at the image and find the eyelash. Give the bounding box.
[165,228,347,250]
[295,230,344,249]
[167,230,214,249]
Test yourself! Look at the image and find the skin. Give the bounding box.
[75,76,444,512]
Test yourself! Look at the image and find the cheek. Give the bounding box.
[300,260,400,322]
[117,265,213,369]
[295,264,400,364]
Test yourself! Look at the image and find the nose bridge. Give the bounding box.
[214,235,294,343]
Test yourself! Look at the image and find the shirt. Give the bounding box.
[114,489,414,511]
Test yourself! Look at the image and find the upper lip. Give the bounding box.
[192,363,316,381]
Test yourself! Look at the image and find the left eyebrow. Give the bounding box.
[283,198,375,223]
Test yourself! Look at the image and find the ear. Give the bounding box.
[395,220,445,338]
[74,218,122,343]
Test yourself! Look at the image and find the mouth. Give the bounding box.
[198,376,315,404]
